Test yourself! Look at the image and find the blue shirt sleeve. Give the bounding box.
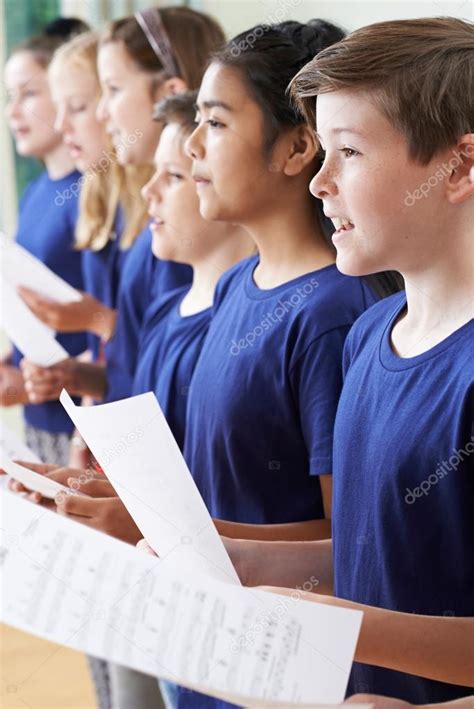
[290,325,351,475]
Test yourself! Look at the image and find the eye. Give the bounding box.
[206,118,224,129]
[339,146,360,158]
[168,172,183,181]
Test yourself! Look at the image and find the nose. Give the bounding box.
[6,92,21,121]
[96,93,108,123]
[54,106,68,135]
[309,158,338,199]
[184,123,205,161]
[141,171,161,204]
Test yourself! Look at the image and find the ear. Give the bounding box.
[445,135,474,205]
[280,124,318,177]
[154,76,188,102]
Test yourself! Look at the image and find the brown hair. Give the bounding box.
[290,17,474,164]
[101,6,225,89]
[50,31,150,251]
[152,90,198,137]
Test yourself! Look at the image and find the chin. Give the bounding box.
[335,251,374,277]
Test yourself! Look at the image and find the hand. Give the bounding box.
[345,694,410,708]
[17,286,116,339]
[56,494,142,545]
[20,357,77,403]
[136,538,158,556]
[3,460,84,501]
[0,363,28,406]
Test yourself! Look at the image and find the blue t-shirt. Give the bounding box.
[333,292,474,704]
[81,208,128,361]
[132,286,211,451]
[11,170,87,434]
[184,255,379,525]
[178,256,379,709]
[104,225,192,402]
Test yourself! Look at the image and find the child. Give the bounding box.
[175,19,399,708]
[221,16,473,706]
[183,19,398,536]
[3,18,89,464]
[133,92,253,450]
[19,7,228,408]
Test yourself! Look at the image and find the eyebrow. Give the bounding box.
[316,127,366,140]
[197,100,233,112]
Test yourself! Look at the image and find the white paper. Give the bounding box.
[0,454,87,499]
[0,491,363,707]
[0,422,41,463]
[60,390,240,585]
[1,280,68,366]
[0,232,81,303]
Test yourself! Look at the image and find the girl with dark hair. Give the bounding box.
[176,21,401,707]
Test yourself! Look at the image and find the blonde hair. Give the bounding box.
[50,31,150,250]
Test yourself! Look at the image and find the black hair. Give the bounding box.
[214,20,345,153]
[13,16,90,67]
[212,20,403,297]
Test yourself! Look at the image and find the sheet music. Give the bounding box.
[0,232,81,303]
[0,491,363,707]
[60,390,240,585]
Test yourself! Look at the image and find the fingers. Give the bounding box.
[21,363,68,403]
[17,286,55,323]
[56,494,101,518]
[73,479,117,498]
[13,460,58,475]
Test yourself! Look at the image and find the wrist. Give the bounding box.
[223,537,262,586]
[91,305,116,341]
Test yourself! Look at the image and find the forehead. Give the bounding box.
[155,123,191,164]
[5,51,46,86]
[316,89,394,140]
[50,63,98,96]
[97,41,140,79]
[197,62,255,112]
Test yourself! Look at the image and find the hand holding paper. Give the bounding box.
[60,389,241,585]
[0,492,364,707]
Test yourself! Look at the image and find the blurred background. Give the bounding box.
[0,1,472,707]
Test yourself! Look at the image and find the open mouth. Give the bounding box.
[331,217,355,235]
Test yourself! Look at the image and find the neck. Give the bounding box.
[401,224,473,330]
[43,141,76,180]
[180,224,255,315]
[243,190,335,289]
